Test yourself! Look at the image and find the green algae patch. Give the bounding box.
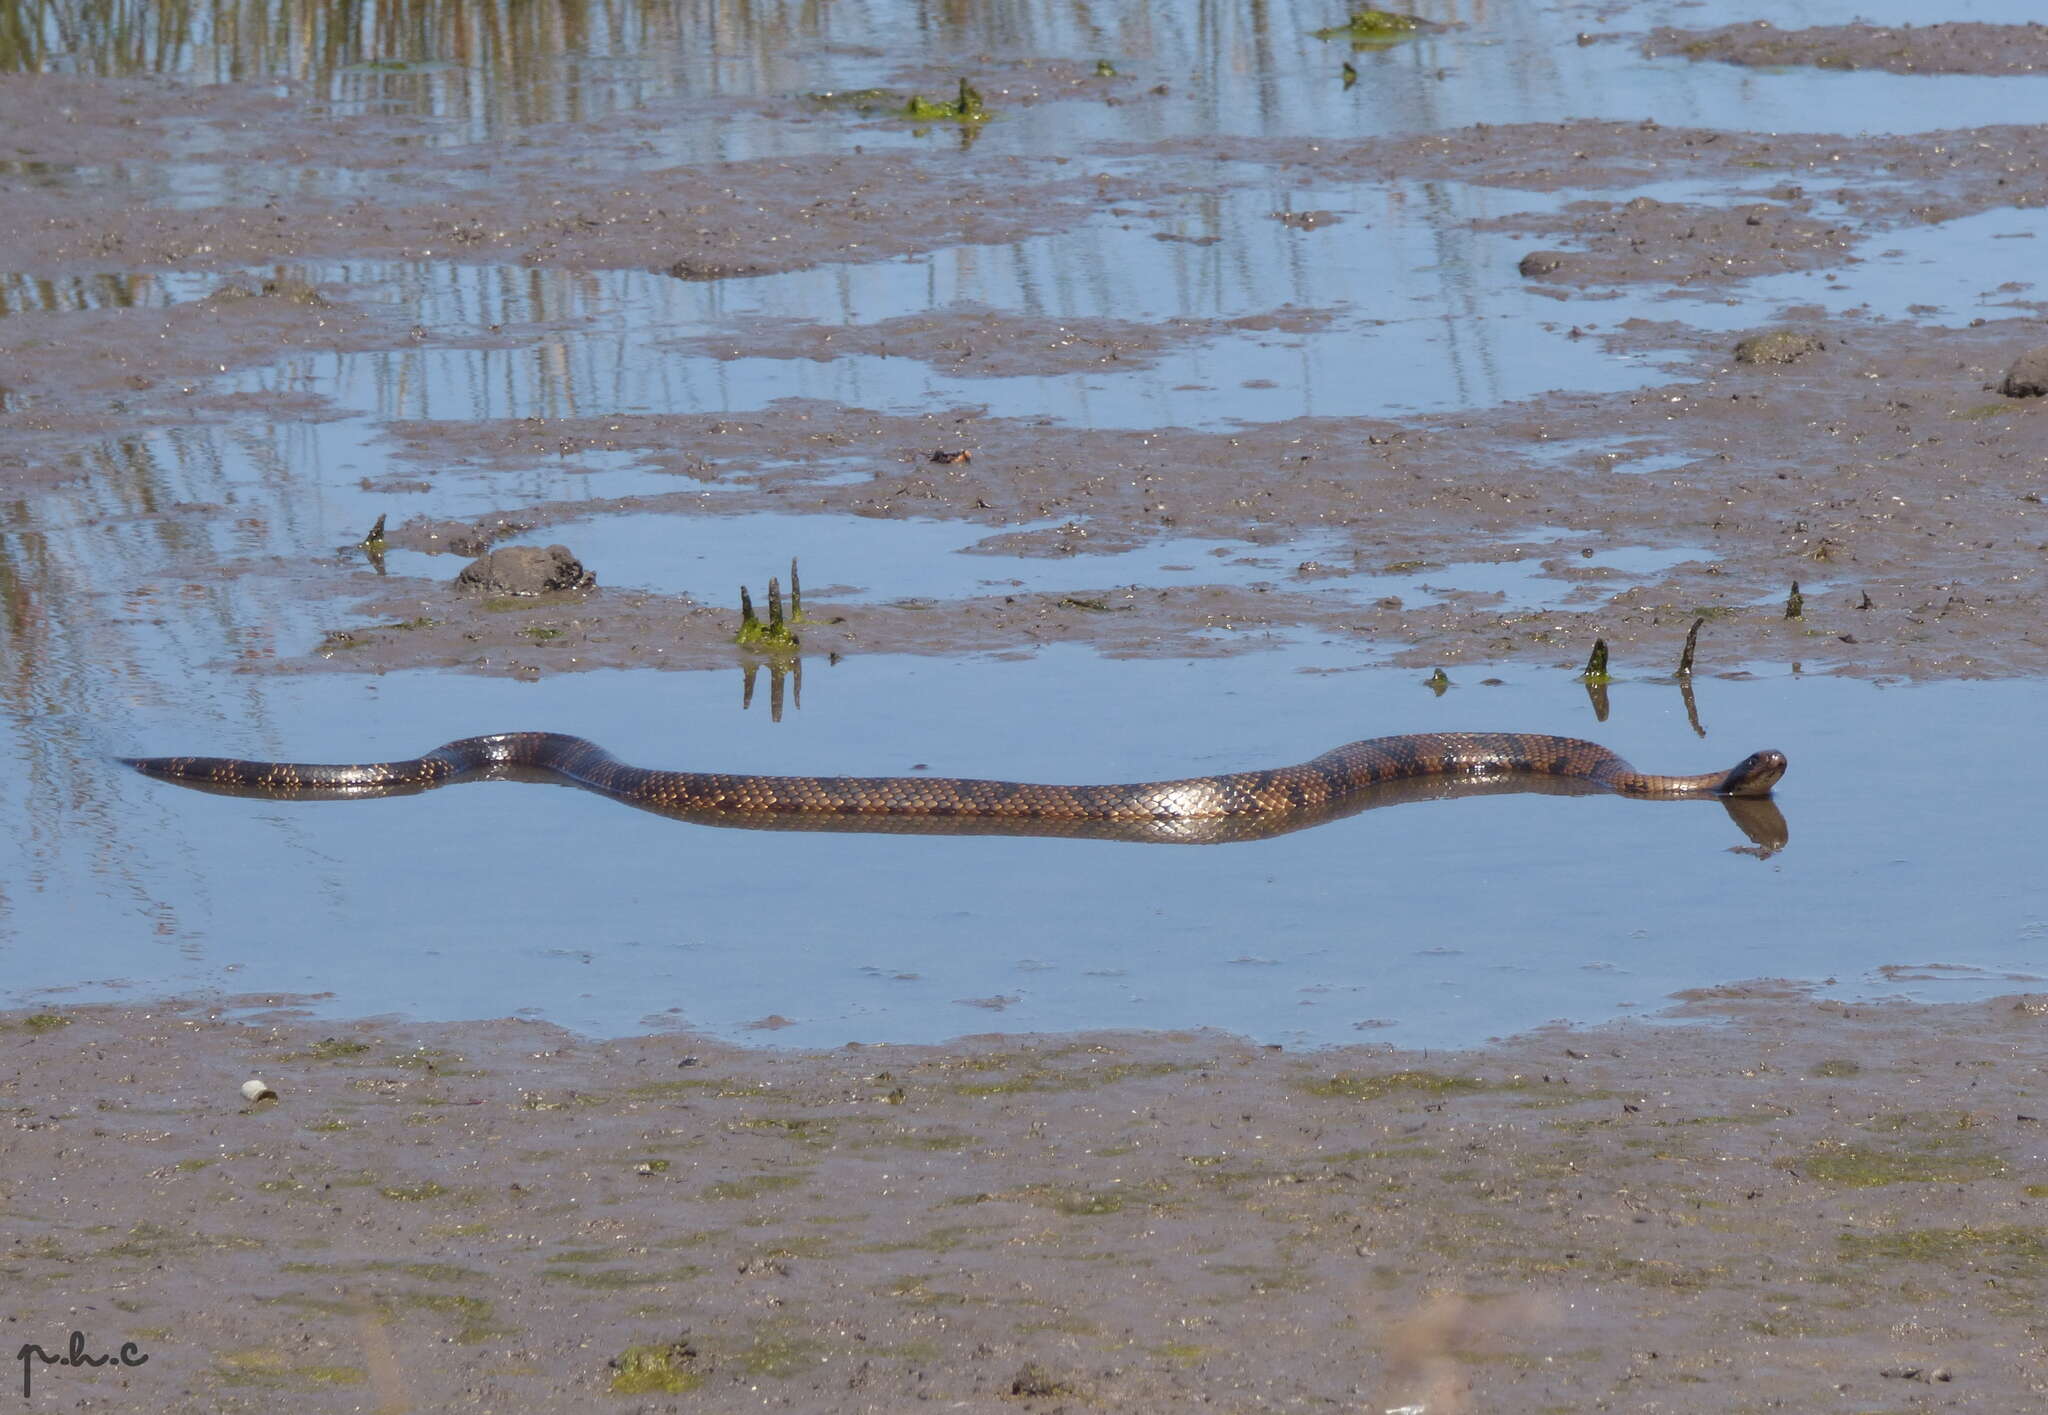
[1005,1184,1130,1216]
[609,1339,703,1395]
[1838,1225,2048,1266]
[903,78,989,123]
[295,1037,372,1060]
[1785,1139,2006,1187]
[945,1059,1183,1096]
[1810,1059,1862,1078]
[544,1264,706,1289]
[216,1349,365,1387]
[704,1173,805,1201]
[20,1012,70,1033]
[388,1046,465,1072]
[1311,10,1429,45]
[741,1329,828,1377]
[728,1115,838,1143]
[1300,1069,1509,1102]
[855,1223,998,1255]
[378,1182,448,1202]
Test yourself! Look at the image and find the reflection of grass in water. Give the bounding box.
[0,0,651,133]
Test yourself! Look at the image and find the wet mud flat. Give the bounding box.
[5,90,2048,679]
[6,990,2047,1412]
[5,9,2048,1412]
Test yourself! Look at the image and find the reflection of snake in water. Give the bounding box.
[124,731,1789,849]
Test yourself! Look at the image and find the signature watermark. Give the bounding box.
[16,1331,149,1398]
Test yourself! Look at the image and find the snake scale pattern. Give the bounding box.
[123,731,1787,845]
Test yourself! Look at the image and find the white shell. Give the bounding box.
[241,1079,279,1102]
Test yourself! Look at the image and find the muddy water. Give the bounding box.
[5,0,2048,1048]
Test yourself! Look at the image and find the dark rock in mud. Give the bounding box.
[1735,329,1826,366]
[1517,250,1578,279]
[2000,346,2048,398]
[454,544,594,595]
[1646,21,2048,76]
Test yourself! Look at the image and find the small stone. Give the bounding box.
[454,545,594,596]
[1999,345,2048,398]
[1734,329,1826,365]
[1009,1363,1073,1397]
[1518,250,1573,278]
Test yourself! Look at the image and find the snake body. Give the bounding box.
[124,731,1786,846]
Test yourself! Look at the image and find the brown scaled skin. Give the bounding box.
[122,731,1788,848]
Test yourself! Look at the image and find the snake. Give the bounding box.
[123,731,1787,847]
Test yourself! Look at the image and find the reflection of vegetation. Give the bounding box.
[0,1,707,138]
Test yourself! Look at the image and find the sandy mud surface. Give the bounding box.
[7,104,2046,681]
[7,990,2047,1412]
[1645,22,2048,77]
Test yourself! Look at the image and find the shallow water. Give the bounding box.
[14,649,2048,1048]
[5,0,2048,1045]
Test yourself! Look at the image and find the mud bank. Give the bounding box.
[6,990,2046,1412]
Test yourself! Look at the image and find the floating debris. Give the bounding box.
[241,1079,279,1103]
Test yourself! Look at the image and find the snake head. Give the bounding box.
[1719,749,1788,798]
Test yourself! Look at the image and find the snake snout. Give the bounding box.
[1722,749,1788,798]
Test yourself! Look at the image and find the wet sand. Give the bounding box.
[8,989,2047,1411]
